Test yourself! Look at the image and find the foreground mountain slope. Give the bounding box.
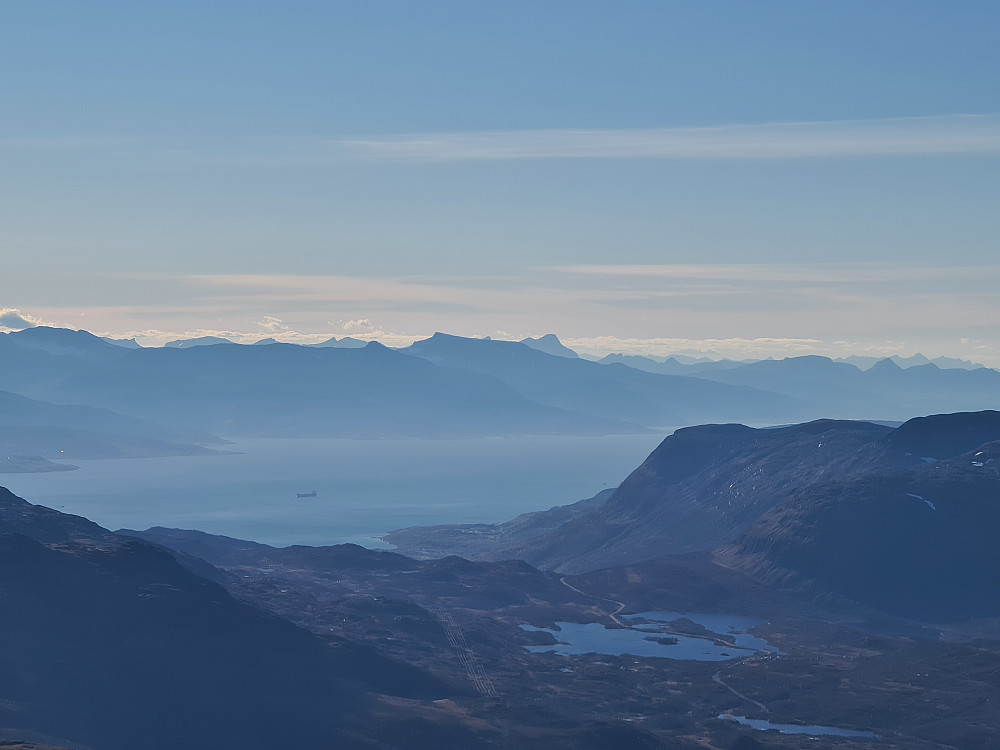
[389,419,895,570]
[389,411,1000,621]
[0,487,457,750]
[717,458,1000,620]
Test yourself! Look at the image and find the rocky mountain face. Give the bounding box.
[717,461,1000,620]
[390,419,897,570]
[389,411,1000,622]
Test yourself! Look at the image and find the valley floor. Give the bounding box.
[177,539,999,750]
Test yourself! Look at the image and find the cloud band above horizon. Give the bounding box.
[5,262,999,366]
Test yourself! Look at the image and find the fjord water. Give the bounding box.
[1,434,664,547]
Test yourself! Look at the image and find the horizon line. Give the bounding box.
[0,318,990,369]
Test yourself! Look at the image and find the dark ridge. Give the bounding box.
[0,488,451,750]
[121,527,419,571]
[624,423,759,487]
[886,410,1000,459]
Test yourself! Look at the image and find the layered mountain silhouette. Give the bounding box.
[34,341,638,437]
[687,355,1000,419]
[3,326,999,439]
[403,333,802,427]
[596,353,746,376]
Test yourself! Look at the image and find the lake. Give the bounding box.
[718,714,878,738]
[521,612,779,662]
[522,622,754,661]
[0,434,665,547]
[625,611,782,654]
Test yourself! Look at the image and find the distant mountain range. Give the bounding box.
[839,352,984,370]
[600,351,985,374]
[402,333,802,428]
[388,410,1000,621]
[2,326,998,441]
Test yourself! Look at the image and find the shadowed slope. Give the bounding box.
[0,488,451,750]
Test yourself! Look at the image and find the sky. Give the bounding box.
[2,1,999,362]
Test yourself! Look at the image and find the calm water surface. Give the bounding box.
[625,611,782,654]
[521,622,755,661]
[521,612,779,662]
[719,714,877,738]
[1,434,664,547]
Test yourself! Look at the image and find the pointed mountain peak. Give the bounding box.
[870,357,904,372]
[889,410,1000,458]
[519,333,579,359]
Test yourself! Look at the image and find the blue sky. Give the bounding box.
[2,2,999,362]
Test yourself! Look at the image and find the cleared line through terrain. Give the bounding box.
[712,667,769,713]
[426,606,499,698]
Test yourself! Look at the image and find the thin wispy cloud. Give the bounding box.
[17,262,1000,365]
[342,115,1000,162]
[5,115,998,166]
[550,263,1000,285]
